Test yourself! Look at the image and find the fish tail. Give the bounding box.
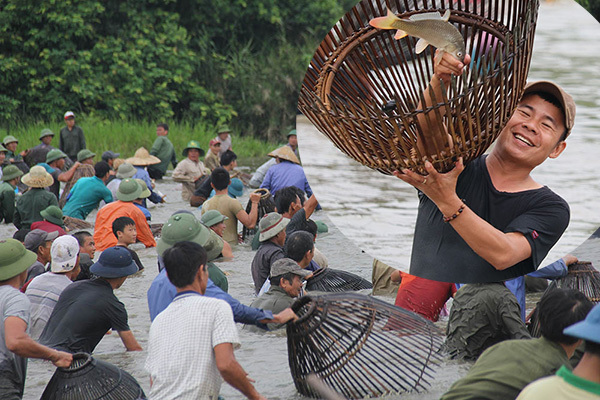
[369,10,402,30]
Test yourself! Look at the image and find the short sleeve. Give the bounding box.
[3,291,30,325]
[505,191,570,270]
[211,300,240,349]
[107,297,130,332]
[230,198,243,216]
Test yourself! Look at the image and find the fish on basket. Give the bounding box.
[287,293,443,399]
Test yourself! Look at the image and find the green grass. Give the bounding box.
[0,118,285,163]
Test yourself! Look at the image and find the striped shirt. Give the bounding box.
[25,272,72,340]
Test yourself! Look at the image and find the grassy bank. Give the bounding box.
[1,119,286,163]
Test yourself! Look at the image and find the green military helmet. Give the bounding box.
[182,140,205,157]
[46,149,68,164]
[157,212,210,256]
[77,149,96,162]
[1,165,24,182]
[3,135,18,146]
[39,129,55,140]
[0,239,37,281]
[116,178,143,202]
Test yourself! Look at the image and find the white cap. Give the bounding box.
[64,111,75,120]
[50,236,80,273]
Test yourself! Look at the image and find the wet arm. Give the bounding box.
[58,161,81,182]
[236,193,260,229]
[117,330,142,351]
[214,343,264,400]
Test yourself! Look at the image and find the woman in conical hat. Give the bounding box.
[260,145,313,197]
[125,148,164,206]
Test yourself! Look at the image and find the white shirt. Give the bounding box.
[145,292,240,400]
[25,272,72,340]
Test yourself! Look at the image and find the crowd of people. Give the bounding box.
[1,53,600,399]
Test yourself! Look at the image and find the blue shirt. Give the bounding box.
[505,259,568,321]
[260,160,313,197]
[147,269,274,328]
[62,176,113,219]
[133,167,163,204]
[134,203,151,220]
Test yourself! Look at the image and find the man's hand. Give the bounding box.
[563,254,578,267]
[393,158,465,212]
[51,350,73,368]
[249,192,261,204]
[433,50,471,84]
[271,308,298,325]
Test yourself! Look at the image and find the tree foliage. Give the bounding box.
[575,0,600,21]
[0,0,345,140]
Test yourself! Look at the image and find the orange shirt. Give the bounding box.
[94,201,156,251]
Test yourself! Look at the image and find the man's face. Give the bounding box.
[66,117,75,128]
[198,264,209,294]
[39,240,53,264]
[156,126,167,136]
[0,152,6,164]
[274,229,286,246]
[55,158,66,169]
[288,134,298,148]
[188,149,200,162]
[82,157,94,165]
[118,225,137,245]
[81,236,96,258]
[496,94,567,168]
[107,158,114,167]
[282,274,304,298]
[210,222,226,237]
[218,132,229,141]
[5,142,17,152]
[210,143,221,155]
[288,195,302,216]
[41,136,53,145]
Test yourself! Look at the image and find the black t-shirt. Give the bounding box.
[286,208,309,235]
[48,170,61,199]
[193,176,213,198]
[410,155,570,283]
[39,279,130,353]
[117,245,144,271]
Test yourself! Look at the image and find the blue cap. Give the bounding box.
[90,247,138,278]
[563,303,600,343]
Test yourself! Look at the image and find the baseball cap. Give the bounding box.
[270,258,312,278]
[563,303,600,344]
[523,81,576,138]
[101,150,120,161]
[24,229,59,252]
[209,139,220,146]
[64,111,75,120]
[50,235,80,273]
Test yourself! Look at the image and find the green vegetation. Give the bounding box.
[0,0,348,142]
[575,0,600,21]
[1,120,280,162]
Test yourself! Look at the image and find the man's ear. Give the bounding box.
[549,140,566,159]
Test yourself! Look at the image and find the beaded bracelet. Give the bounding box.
[443,203,466,223]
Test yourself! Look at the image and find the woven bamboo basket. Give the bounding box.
[528,262,600,338]
[299,0,539,174]
[305,267,373,292]
[287,293,442,398]
[242,188,276,240]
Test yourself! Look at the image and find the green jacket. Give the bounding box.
[59,125,86,161]
[149,136,177,174]
[208,262,228,293]
[248,286,295,331]
[14,188,58,229]
[0,182,17,223]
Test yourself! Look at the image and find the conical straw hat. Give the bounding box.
[268,145,300,164]
[125,147,161,166]
[22,165,54,188]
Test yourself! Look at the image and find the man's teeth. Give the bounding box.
[515,134,533,146]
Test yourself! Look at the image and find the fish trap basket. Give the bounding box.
[299,0,539,174]
[287,293,443,398]
[242,188,275,241]
[305,267,373,292]
[528,262,600,338]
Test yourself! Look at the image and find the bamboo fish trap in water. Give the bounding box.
[242,188,276,241]
[287,293,442,398]
[299,0,539,174]
[528,262,600,338]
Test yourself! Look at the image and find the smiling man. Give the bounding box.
[397,52,575,283]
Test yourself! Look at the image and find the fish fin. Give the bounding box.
[409,11,443,21]
[394,30,408,40]
[441,9,451,21]
[369,9,400,29]
[415,38,430,54]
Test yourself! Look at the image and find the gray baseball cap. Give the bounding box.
[270,258,311,278]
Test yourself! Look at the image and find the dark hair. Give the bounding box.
[157,123,169,131]
[523,91,568,141]
[112,216,135,238]
[270,272,295,287]
[94,161,111,178]
[304,220,318,238]
[72,231,92,247]
[584,340,600,357]
[275,186,299,214]
[284,231,314,262]
[13,229,31,243]
[291,187,306,206]
[211,167,230,191]
[163,241,207,288]
[220,150,237,167]
[538,288,593,344]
